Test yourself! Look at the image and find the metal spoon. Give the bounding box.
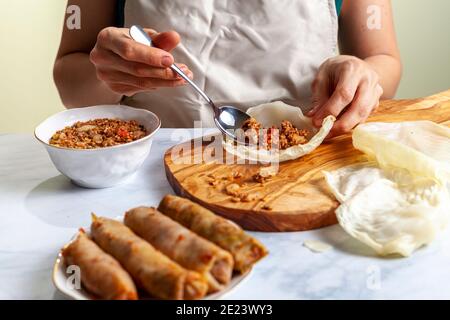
[129,25,252,144]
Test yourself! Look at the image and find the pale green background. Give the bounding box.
[0,0,449,132]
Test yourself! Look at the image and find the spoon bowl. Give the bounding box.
[215,106,253,144]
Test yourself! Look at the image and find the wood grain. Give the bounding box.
[164,90,450,231]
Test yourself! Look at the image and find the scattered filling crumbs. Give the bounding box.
[205,170,270,203]
[206,177,219,186]
[230,171,243,179]
[49,118,147,149]
[240,192,260,202]
[253,165,278,183]
[259,196,273,210]
[241,118,309,150]
[252,173,268,184]
[225,183,261,203]
[225,183,241,197]
[206,171,243,186]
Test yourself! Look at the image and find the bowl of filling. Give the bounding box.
[35,105,161,188]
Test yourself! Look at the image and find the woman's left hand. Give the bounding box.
[308,55,383,138]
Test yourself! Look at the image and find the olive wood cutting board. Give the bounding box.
[164,90,450,231]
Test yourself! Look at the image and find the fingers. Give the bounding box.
[143,28,158,37]
[371,84,383,113]
[92,47,192,79]
[97,27,174,67]
[143,28,181,52]
[326,83,383,139]
[326,81,374,138]
[312,67,360,127]
[151,30,181,52]
[309,56,383,138]
[98,69,189,91]
[308,71,329,117]
[91,27,194,93]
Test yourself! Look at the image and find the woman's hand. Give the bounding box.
[308,55,383,138]
[89,27,193,96]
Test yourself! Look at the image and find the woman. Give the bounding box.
[54,0,401,137]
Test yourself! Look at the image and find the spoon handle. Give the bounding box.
[169,65,215,110]
[129,25,217,112]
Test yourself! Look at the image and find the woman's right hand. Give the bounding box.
[89,27,193,96]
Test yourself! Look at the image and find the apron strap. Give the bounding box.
[335,0,343,16]
[115,0,126,27]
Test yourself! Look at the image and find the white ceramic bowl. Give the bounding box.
[35,105,161,188]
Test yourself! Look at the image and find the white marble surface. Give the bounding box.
[1,129,450,300]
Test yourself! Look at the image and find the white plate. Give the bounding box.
[52,228,252,300]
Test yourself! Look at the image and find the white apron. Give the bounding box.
[123,0,338,127]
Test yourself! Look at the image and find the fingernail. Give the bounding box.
[162,56,173,67]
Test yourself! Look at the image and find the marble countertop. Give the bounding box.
[1,129,450,300]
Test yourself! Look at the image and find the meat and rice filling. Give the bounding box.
[241,118,309,150]
[49,118,147,149]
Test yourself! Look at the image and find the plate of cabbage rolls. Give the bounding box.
[53,195,268,300]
